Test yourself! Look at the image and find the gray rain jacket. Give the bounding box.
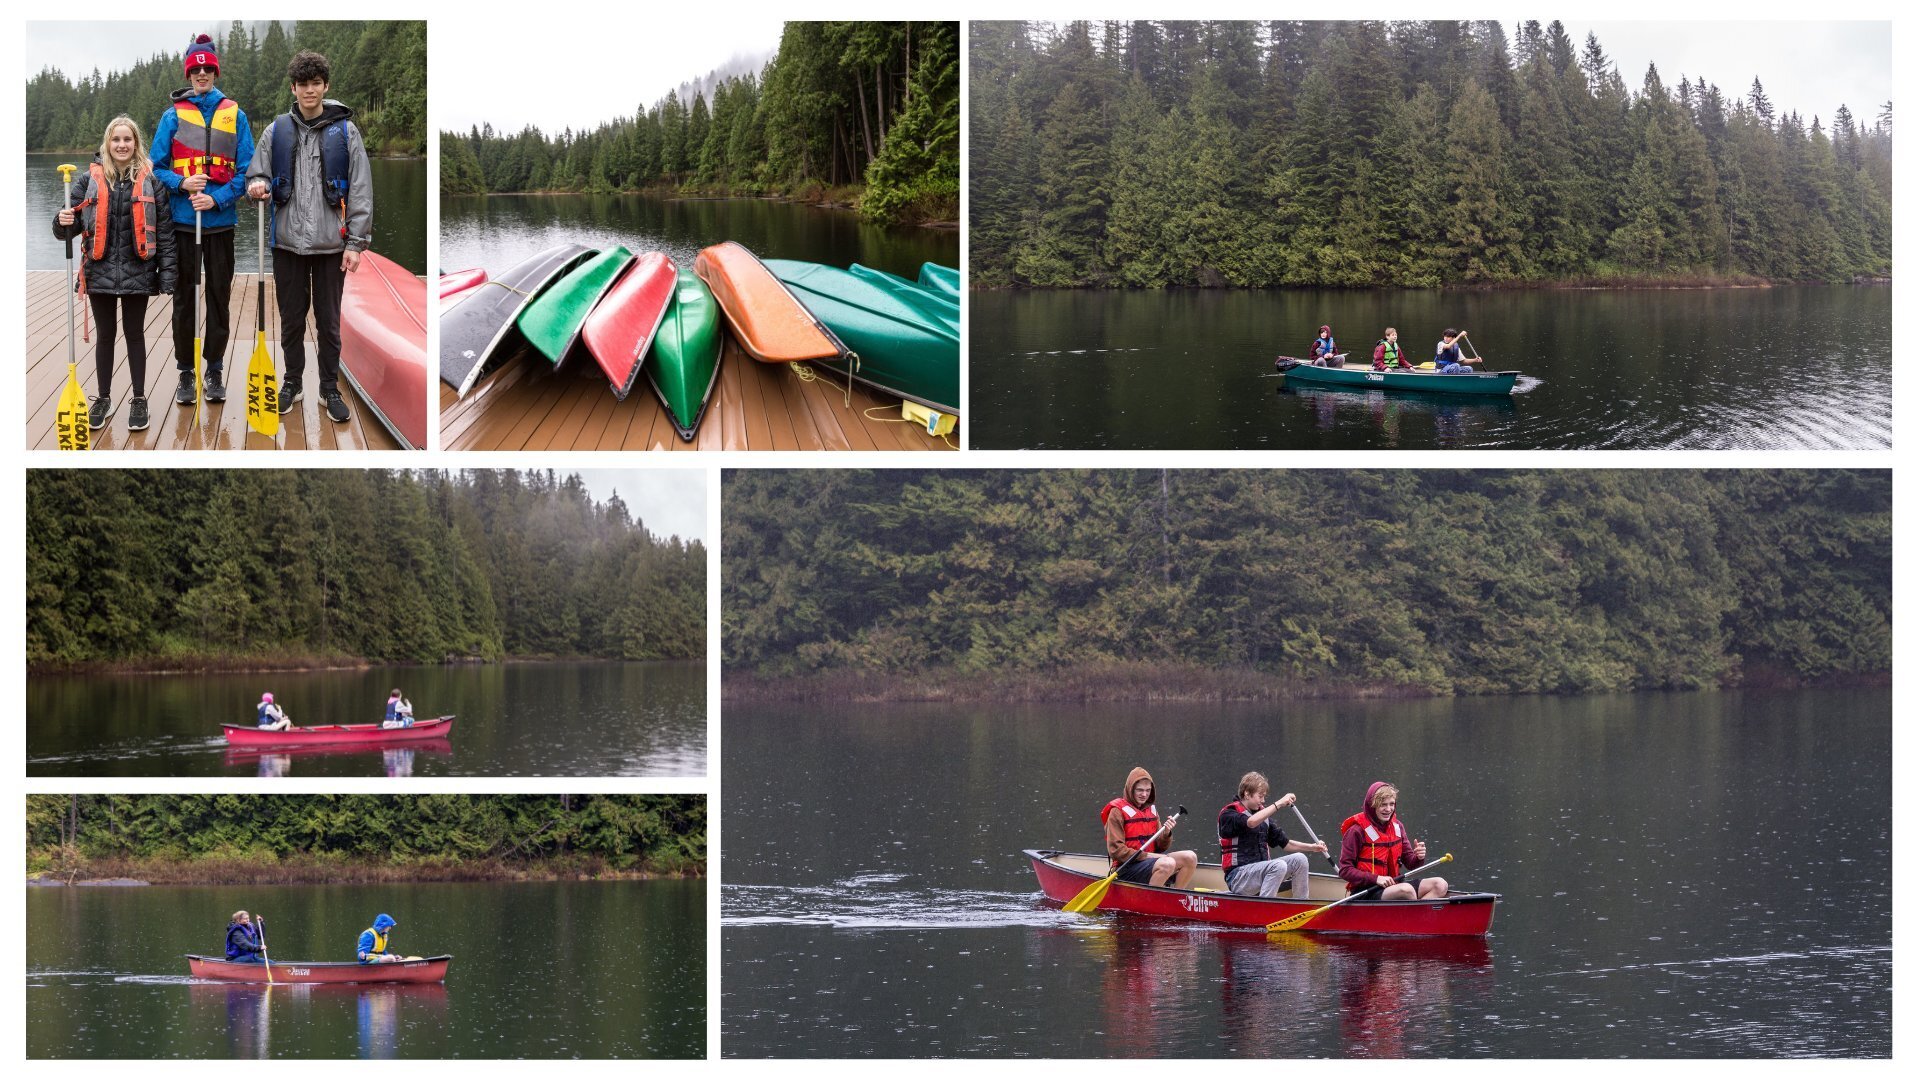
[246,100,372,256]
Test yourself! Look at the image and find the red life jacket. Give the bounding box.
[1101,797,1163,867]
[170,97,240,184]
[1341,811,1407,891]
[79,161,158,262]
[1217,800,1274,872]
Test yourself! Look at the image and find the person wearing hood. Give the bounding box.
[224,909,265,963]
[1100,767,1197,889]
[246,48,374,425]
[1337,782,1448,900]
[357,913,400,963]
[1217,771,1327,899]
[52,114,177,432]
[1309,325,1339,366]
[150,33,254,408]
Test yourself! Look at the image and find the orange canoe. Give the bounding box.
[693,241,849,364]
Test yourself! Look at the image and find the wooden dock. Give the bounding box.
[441,335,959,452]
[26,271,403,451]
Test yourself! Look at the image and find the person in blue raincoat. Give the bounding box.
[357,912,400,963]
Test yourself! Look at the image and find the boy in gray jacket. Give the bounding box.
[245,49,372,423]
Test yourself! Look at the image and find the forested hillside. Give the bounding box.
[27,795,705,878]
[27,470,704,667]
[971,20,1892,287]
[25,21,427,155]
[441,21,958,224]
[723,470,1889,696]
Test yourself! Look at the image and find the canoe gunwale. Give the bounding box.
[221,715,455,748]
[592,253,678,404]
[444,244,596,398]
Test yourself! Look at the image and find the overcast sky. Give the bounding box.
[30,21,280,81]
[570,470,707,545]
[1568,21,1889,126]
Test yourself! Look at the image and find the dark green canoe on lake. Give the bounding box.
[518,246,634,364]
[645,269,723,441]
[765,260,960,415]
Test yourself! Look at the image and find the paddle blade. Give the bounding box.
[1265,901,1334,935]
[247,332,279,436]
[56,363,88,451]
[1061,870,1120,914]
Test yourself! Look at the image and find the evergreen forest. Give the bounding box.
[25,21,428,155]
[723,470,1889,696]
[27,794,705,877]
[971,21,1893,287]
[27,470,705,668]
[440,21,959,225]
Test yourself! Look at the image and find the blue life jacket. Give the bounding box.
[256,702,276,727]
[268,111,350,209]
[1435,341,1463,368]
[385,698,400,722]
[226,921,262,961]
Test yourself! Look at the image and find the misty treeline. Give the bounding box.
[971,20,1892,288]
[27,470,704,666]
[723,470,1889,694]
[28,795,705,875]
[441,21,959,224]
[25,21,427,155]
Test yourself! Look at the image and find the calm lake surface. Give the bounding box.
[26,661,704,778]
[723,687,1890,1057]
[27,879,705,1058]
[970,286,1892,450]
[439,193,959,283]
[26,153,428,274]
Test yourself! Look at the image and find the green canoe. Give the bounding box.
[917,262,960,302]
[1276,358,1520,396]
[765,260,960,415]
[644,269,723,441]
[517,246,634,364]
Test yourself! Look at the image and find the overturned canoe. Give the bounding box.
[1277,358,1519,396]
[693,241,849,364]
[583,251,678,401]
[645,268,723,441]
[439,268,487,303]
[767,260,960,414]
[222,715,455,748]
[519,246,635,365]
[917,261,960,302]
[340,250,428,450]
[187,954,452,984]
[441,244,594,396]
[1028,849,1499,936]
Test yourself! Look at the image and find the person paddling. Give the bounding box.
[1309,325,1339,366]
[255,692,290,731]
[357,913,400,963]
[382,689,413,728]
[1217,772,1327,898]
[1433,329,1473,374]
[1101,767,1197,889]
[1336,781,1448,900]
[1372,327,1414,372]
[225,909,265,964]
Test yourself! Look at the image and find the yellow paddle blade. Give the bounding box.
[56,363,89,451]
[1265,900,1336,935]
[1417,362,1436,370]
[247,331,280,437]
[1061,870,1120,914]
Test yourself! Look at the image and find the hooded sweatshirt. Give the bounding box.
[1103,766,1169,865]
[356,913,397,961]
[1337,780,1422,892]
[150,86,254,232]
[246,100,373,256]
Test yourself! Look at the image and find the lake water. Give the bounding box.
[439,192,959,283]
[969,286,1892,450]
[26,661,705,777]
[26,153,428,274]
[722,687,1890,1057]
[26,879,705,1058]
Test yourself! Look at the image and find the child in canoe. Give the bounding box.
[1337,781,1448,899]
[1372,327,1415,372]
[1309,325,1339,365]
[1101,767,1197,889]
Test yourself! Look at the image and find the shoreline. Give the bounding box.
[445,185,958,230]
[971,276,1889,293]
[26,859,704,887]
[29,654,703,677]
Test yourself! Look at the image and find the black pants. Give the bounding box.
[171,226,235,373]
[90,293,151,400]
[273,249,345,394]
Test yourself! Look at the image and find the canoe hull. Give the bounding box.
[222,716,455,748]
[519,246,634,365]
[583,252,677,401]
[767,260,960,414]
[1280,361,1519,396]
[645,269,723,441]
[693,241,847,364]
[340,251,428,450]
[917,261,959,302]
[439,268,487,303]
[186,954,452,984]
[1027,849,1497,936]
[441,244,594,396]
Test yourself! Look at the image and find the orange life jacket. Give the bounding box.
[170,97,240,183]
[79,161,158,262]
[1101,797,1164,867]
[1341,811,1407,891]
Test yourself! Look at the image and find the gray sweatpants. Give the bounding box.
[1226,852,1311,899]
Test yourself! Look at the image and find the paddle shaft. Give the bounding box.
[59,165,77,366]
[1108,807,1183,881]
[258,915,273,984]
[257,200,265,333]
[194,207,203,428]
[1288,803,1337,870]
[1267,853,1453,933]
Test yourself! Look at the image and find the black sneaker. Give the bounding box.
[324,390,351,423]
[203,366,226,403]
[175,371,196,406]
[127,397,150,431]
[88,395,111,430]
[277,383,302,415]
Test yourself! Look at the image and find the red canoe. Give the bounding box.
[341,250,428,450]
[222,715,455,748]
[1028,849,1498,936]
[187,954,452,984]
[582,251,677,401]
[439,268,487,302]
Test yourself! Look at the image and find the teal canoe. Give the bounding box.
[917,262,959,302]
[765,260,960,415]
[645,269,723,441]
[517,246,634,364]
[1276,358,1519,396]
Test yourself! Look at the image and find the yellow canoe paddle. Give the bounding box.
[246,201,279,436]
[258,915,273,985]
[1266,852,1453,935]
[55,163,88,451]
[1062,805,1186,914]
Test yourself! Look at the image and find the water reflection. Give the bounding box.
[1281,383,1520,449]
[223,741,453,778]
[190,983,450,1059]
